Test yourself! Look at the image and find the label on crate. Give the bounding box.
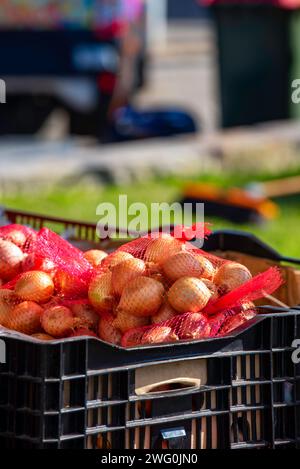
[161,428,187,440]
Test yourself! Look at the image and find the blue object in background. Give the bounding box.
[110,106,198,141]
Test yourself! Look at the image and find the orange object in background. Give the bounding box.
[182,182,279,223]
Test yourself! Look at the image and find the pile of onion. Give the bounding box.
[0,223,259,346]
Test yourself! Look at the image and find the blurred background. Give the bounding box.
[1,0,300,255]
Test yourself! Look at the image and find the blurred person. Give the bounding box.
[108,0,146,117]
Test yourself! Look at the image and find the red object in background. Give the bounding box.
[201,0,300,8]
[97,72,117,94]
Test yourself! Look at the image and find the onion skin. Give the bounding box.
[151,300,178,324]
[84,250,107,268]
[41,305,76,338]
[112,258,146,296]
[168,277,211,314]
[193,254,216,281]
[71,328,98,338]
[0,239,24,281]
[162,251,215,283]
[88,272,114,313]
[141,326,179,345]
[2,230,27,248]
[113,310,149,333]
[0,289,18,327]
[121,327,145,347]
[201,279,219,301]
[54,271,83,298]
[105,252,134,269]
[144,236,184,265]
[214,262,252,295]
[31,333,55,341]
[15,271,55,303]
[70,303,99,331]
[6,301,43,335]
[117,277,164,317]
[98,313,122,345]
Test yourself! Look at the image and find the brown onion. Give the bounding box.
[7,301,43,335]
[162,251,215,282]
[201,279,219,301]
[41,305,76,338]
[88,272,114,313]
[84,249,108,268]
[106,252,134,269]
[168,277,211,314]
[31,333,54,341]
[0,289,18,327]
[117,277,164,317]
[113,310,149,333]
[71,302,99,331]
[193,254,216,280]
[98,313,122,345]
[112,258,146,296]
[141,326,179,345]
[144,235,184,265]
[151,300,178,324]
[2,229,27,248]
[214,262,252,295]
[15,271,54,303]
[0,239,24,280]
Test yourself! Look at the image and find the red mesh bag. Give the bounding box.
[0,225,96,339]
[0,224,36,250]
[94,223,283,347]
[0,222,284,345]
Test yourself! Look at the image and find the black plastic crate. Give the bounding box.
[0,307,300,449]
[0,209,300,449]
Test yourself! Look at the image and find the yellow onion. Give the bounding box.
[98,313,122,345]
[41,305,76,338]
[162,251,214,282]
[106,252,134,269]
[117,277,164,317]
[214,262,252,295]
[193,254,215,280]
[6,301,43,335]
[84,249,108,268]
[0,239,24,280]
[88,272,114,313]
[201,279,219,301]
[151,300,178,324]
[112,258,146,296]
[168,277,211,314]
[3,229,27,248]
[31,333,54,341]
[0,289,18,327]
[141,326,179,345]
[144,235,184,265]
[113,310,149,333]
[15,271,54,303]
[70,303,99,331]
[54,271,80,297]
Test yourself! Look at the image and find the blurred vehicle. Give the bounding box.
[0,0,146,140]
